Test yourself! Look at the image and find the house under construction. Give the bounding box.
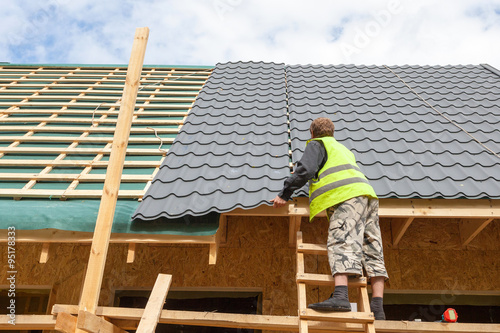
[1,28,500,332]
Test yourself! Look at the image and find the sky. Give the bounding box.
[1,0,500,68]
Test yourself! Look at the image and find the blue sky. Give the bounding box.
[2,0,500,68]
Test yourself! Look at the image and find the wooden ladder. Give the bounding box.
[296,231,376,333]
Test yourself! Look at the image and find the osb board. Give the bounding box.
[465,219,500,250]
[2,215,500,333]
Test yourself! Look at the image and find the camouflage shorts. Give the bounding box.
[326,196,388,279]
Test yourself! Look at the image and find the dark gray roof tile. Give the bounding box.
[133,61,289,220]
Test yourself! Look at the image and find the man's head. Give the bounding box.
[309,117,335,138]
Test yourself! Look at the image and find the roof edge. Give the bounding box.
[480,63,500,77]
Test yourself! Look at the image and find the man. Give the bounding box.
[271,117,388,320]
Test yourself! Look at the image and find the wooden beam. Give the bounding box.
[54,312,77,333]
[0,229,217,244]
[135,274,172,333]
[76,310,128,333]
[49,305,500,333]
[126,243,136,264]
[77,27,149,324]
[459,218,494,248]
[391,217,414,248]
[39,242,50,263]
[224,199,500,219]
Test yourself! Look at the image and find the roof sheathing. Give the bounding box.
[133,61,290,220]
[286,64,500,199]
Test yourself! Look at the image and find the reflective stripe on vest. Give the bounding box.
[307,137,377,221]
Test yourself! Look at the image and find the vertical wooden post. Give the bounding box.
[76,27,149,327]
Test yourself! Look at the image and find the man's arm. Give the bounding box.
[271,141,326,208]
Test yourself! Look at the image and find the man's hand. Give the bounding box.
[270,195,287,208]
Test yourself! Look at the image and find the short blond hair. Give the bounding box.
[310,117,335,138]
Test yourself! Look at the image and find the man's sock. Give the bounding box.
[332,285,348,300]
[370,297,385,320]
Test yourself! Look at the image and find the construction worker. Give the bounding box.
[271,117,388,320]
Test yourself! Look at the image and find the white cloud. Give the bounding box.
[1,0,500,68]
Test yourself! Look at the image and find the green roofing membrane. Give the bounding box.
[0,198,219,236]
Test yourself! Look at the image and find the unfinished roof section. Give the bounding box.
[287,64,500,198]
[133,61,289,220]
[0,64,213,233]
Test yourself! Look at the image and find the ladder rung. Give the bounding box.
[297,242,327,255]
[299,308,374,323]
[297,273,367,287]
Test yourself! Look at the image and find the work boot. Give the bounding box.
[307,293,351,312]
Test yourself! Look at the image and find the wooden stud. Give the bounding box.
[39,242,50,263]
[76,310,128,333]
[209,215,226,265]
[54,312,77,333]
[459,218,494,248]
[76,27,149,324]
[135,274,172,333]
[126,243,136,264]
[391,217,414,248]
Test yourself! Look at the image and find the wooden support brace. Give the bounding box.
[76,27,149,332]
[460,218,494,248]
[391,217,414,248]
[39,242,50,263]
[55,312,77,333]
[135,274,172,333]
[77,310,128,333]
[126,243,136,264]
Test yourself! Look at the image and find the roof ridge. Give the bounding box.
[480,64,500,78]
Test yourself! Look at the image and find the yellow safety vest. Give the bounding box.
[308,137,377,221]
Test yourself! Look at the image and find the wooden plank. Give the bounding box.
[391,217,414,249]
[0,229,217,244]
[0,117,184,125]
[39,242,50,263]
[459,218,494,247]
[357,286,375,333]
[76,27,150,322]
[296,274,367,288]
[76,310,128,333]
[4,312,500,333]
[300,309,374,324]
[126,243,136,264]
[0,83,206,90]
[54,312,77,333]
[0,90,200,97]
[0,94,196,102]
[225,199,500,219]
[0,173,153,182]
[0,125,179,133]
[0,125,179,134]
[0,135,175,144]
[0,101,194,109]
[0,189,144,199]
[0,160,160,167]
[135,274,172,333]
[0,147,166,155]
[297,242,327,255]
[50,304,500,332]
